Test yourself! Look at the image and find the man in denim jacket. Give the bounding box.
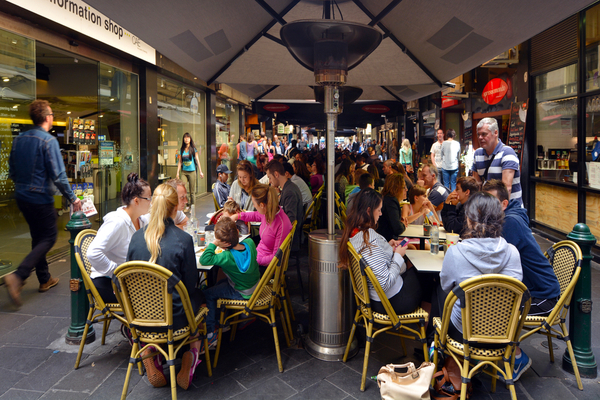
[6,100,81,307]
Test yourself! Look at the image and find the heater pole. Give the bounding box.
[324,85,338,236]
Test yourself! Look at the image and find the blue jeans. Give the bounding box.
[442,169,458,192]
[203,279,244,332]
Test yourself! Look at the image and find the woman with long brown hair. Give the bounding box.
[339,189,422,315]
[376,173,407,241]
[228,183,292,266]
[293,159,311,187]
[229,160,258,211]
[127,183,205,390]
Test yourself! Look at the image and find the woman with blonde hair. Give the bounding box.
[399,139,413,176]
[229,160,258,211]
[229,183,292,266]
[127,183,204,390]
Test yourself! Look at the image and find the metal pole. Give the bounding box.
[564,223,597,377]
[324,85,337,236]
[65,211,95,345]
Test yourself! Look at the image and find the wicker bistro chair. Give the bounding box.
[273,221,297,338]
[211,183,220,212]
[303,187,323,237]
[213,233,293,372]
[432,274,531,400]
[112,262,212,400]
[517,240,584,390]
[343,242,429,391]
[73,229,136,372]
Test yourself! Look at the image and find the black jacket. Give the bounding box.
[127,218,198,329]
[441,203,465,235]
[376,195,406,241]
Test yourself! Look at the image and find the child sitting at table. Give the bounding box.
[213,200,250,235]
[200,217,260,342]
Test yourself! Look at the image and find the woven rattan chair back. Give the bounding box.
[347,242,371,313]
[545,240,581,296]
[74,229,101,305]
[212,182,220,212]
[452,274,530,345]
[113,262,197,334]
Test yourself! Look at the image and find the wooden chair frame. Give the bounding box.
[517,240,583,390]
[211,182,220,212]
[275,222,297,333]
[344,242,429,391]
[113,262,212,400]
[213,232,294,372]
[73,229,136,372]
[432,274,531,400]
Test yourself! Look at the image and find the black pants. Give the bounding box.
[92,277,118,304]
[372,267,423,315]
[15,200,56,285]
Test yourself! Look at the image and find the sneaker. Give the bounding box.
[142,346,167,388]
[511,351,532,382]
[4,273,23,307]
[39,276,59,292]
[198,331,219,355]
[120,324,133,346]
[177,348,201,390]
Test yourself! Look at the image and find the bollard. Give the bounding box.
[564,223,597,378]
[65,211,95,345]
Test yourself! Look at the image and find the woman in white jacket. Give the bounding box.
[87,173,151,303]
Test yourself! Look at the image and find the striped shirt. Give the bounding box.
[472,140,522,205]
[349,229,406,302]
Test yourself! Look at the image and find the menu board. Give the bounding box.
[507,101,528,166]
[71,118,96,145]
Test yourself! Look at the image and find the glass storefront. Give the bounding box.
[216,99,239,181]
[0,27,140,271]
[157,77,207,199]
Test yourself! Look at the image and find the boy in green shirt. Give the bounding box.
[200,217,260,341]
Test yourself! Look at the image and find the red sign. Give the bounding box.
[362,104,390,113]
[482,78,508,105]
[441,97,459,108]
[263,104,289,112]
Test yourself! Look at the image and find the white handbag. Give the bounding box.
[377,362,435,400]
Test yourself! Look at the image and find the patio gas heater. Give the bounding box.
[280,19,381,360]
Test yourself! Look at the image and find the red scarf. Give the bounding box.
[350,228,361,238]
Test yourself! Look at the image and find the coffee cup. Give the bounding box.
[446,233,460,246]
[423,224,432,236]
[198,232,206,247]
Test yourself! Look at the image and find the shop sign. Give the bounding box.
[6,0,156,64]
[441,97,459,108]
[263,104,289,112]
[482,78,508,105]
[362,104,390,113]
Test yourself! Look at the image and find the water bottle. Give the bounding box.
[430,222,439,255]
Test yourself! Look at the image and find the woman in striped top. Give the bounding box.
[339,189,423,315]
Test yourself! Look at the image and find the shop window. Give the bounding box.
[586,191,600,242]
[586,3,600,91]
[584,95,600,188]
[535,183,578,233]
[534,64,577,183]
[157,77,207,195]
[216,100,239,178]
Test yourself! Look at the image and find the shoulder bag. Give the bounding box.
[377,362,435,400]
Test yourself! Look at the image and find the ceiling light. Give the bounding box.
[110,98,115,101]
[12,105,18,109]
[108,70,112,73]
[3,77,9,82]
[194,77,197,80]
[11,39,17,44]
[99,115,104,118]
[67,111,71,114]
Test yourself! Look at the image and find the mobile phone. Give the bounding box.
[395,237,409,249]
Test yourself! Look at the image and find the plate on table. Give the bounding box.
[195,247,223,254]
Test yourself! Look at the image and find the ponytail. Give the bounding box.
[144,183,178,263]
[250,183,279,224]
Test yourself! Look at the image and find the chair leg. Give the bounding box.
[101,319,109,345]
[213,308,226,369]
[120,342,138,400]
[343,310,360,362]
[229,314,239,342]
[280,293,294,344]
[420,325,429,362]
[74,308,94,369]
[278,299,291,348]
[562,323,583,390]
[360,322,374,391]
[202,322,212,377]
[270,308,284,372]
[504,359,517,399]
[168,343,177,400]
[399,337,407,357]
[547,335,555,363]
[295,254,305,302]
[460,356,471,400]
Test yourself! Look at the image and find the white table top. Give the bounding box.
[405,249,445,273]
[402,224,450,240]
[196,234,250,270]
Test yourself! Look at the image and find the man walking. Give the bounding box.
[472,117,522,205]
[430,129,444,183]
[6,100,81,307]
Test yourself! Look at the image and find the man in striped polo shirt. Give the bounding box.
[472,117,522,206]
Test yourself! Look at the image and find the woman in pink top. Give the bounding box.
[229,183,292,266]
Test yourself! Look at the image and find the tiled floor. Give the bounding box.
[0,193,598,399]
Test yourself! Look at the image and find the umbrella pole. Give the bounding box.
[325,85,338,236]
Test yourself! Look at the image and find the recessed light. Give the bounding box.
[12,105,18,109]
[110,98,115,101]
[194,77,197,80]
[11,39,17,44]
[67,111,71,114]
[99,115,104,118]
[3,77,9,82]
[108,70,112,73]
